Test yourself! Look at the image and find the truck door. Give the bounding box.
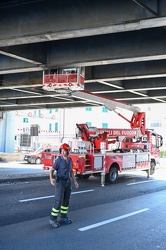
[151,133,162,159]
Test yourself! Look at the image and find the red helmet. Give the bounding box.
[59,143,70,151]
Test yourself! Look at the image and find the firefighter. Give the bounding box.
[49,143,79,228]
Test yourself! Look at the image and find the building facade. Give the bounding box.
[0,103,165,153]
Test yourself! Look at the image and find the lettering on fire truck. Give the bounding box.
[97,129,137,137]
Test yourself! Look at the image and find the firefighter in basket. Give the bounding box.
[49,143,79,228]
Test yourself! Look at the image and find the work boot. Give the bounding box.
[49,219,60,228]
[60,217,73,225]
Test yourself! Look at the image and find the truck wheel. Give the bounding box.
[107,167,118,184]
[35,158,41,164]
[150,161,155,175]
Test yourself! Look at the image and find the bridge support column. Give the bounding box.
[0,112,15,153]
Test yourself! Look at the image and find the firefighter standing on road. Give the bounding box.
[49,143,79,228]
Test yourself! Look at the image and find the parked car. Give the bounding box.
[24,147,59,164]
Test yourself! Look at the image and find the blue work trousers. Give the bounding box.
[53,179,72,211]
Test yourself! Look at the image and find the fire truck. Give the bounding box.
[41,69,163,185]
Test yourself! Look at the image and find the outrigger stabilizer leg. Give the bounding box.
[146,169,150,179]
[101,171,105,187]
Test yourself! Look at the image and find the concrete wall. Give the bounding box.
[0,153,25,162]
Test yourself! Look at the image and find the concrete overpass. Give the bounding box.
[0,0,166,112]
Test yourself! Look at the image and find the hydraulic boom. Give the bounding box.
[72,90,146,135]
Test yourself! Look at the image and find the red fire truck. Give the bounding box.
[41,90,163,184]
[42,70,163,184]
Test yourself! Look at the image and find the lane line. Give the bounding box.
[127,180,157,185]
[71,190,94,195]
[78,208,149,232]
[19,189,94,202]
[19,195,54,202]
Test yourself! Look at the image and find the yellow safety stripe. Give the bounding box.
[60,205,68,214]
[52,207,59,213]
[60,206,68,210]
[60,210,68,214]
[51,207,59,216]
[51,211,59,216]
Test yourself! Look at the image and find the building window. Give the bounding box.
[38,110,41,117]
[85,107,92,111]
[49,109,52,114]
[102,123,108,128]
[49,123,52,131]
[86,122,91,127]
[23,127,29,132]
[151,122,161,127]
[102,106,108,112]
[55,122,58,132]
[55,109,58,112]
[23,118,28,123]
[34,110,36,116]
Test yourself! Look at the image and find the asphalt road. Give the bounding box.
[0,164,166,250]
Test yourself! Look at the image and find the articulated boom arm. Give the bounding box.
[114,110,146,135]
[73,90,146,135]
[72,90,140,113]
[130,112,146,135]
[76,123,91,141]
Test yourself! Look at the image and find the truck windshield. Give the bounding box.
[34,147,44,154]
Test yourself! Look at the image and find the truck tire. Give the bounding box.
[150,161,155,175]
[35,158,41,164]
[107,167,118,184]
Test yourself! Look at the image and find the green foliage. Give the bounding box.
[160,150,166,158]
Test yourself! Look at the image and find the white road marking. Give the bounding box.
[19,189,94,202]
[71,190,94,195]
[19,195,54,202]
[78,208,149,232]
[127,179,157,185]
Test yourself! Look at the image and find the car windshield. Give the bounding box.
[52,148,59,152]
[34,147,44,154]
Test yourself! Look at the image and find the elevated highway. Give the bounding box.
[0,0,166,111]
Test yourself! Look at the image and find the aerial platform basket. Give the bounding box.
[42,67,84,92]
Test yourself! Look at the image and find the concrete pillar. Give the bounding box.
[0,112,15,153]
[0,112,6,152]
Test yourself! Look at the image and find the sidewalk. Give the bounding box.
[0,158,165,184]
[0,161,50,183]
